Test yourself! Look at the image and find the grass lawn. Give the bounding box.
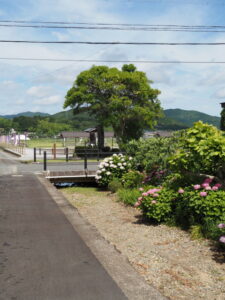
[62,186,103,196]
[26,138,118,149]
[27,138,64,148]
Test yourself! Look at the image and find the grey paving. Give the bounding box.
[0,149,99,174]
[0,173,127,300]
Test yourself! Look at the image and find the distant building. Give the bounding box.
[59,130,114,147]
[143,130,174,139]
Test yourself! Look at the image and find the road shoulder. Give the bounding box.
[38,175,167,300]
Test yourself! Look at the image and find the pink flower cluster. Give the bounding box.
[134,187,162,207]
[177,178,222,197]
[192,178,222,197]
[217,224,225,244]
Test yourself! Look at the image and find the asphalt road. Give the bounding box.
[0,150,99,175]
[0,152,127,299]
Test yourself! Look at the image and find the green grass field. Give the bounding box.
[26,137,118,149]
[26,138,64,148]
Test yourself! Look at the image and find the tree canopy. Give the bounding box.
[64,64,162,146]
[220,108,225,131]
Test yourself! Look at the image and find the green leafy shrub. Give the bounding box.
[217,223,225,247]
[163,172,204,190]
[135,187,177,223]
[95,154,133,187]
[143,168,168,186]
[117,188,141,206]
[174,178,225,232]
[123,135,179,173]
[182,189,225,222]
[122,170,144,188]
[108,178,123,193]
[169,121,225,180]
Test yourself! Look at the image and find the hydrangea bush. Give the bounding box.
[134,186,177,222]
[134,177,225,235]
[217,223,225,245]
[178,178,225,223]
[95,154,133,187]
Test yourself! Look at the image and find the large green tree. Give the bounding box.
[220,108,225,131]
[64,64,162,147]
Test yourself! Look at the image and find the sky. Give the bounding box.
[0,0,225,116]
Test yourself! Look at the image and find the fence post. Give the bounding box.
[53,143,56,160]
[97,148,100,161]
[39,148,41,155]
[34,147,36,162]
[66,147,69,162]
[84,146,87,170]
[44,151,47,171]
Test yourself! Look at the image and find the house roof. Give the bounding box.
[60,131,89,138]
[143,131,174,138]
[60,131,115,138]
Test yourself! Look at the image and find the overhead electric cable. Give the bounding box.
[1,23,225,32]
[1,57,225,64]
[1,40,225,45]
[2,20,225,29]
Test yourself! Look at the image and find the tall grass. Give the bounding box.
[117,188,140,206]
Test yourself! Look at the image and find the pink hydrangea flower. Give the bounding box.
[205,186,212,190]
[214,183,222,188]
[200,191,207,197]
[193,184,201,190]
[134,201,141,208]
[202,183,209,188]
[204,178,213,184]
[153,193,159,197]
[218,223,225,229]
[178,188,184,194]
[142,192,148,197]
[212,186,218,191]
[147,190,155,195]
[138,197,143,201]
[219,236,225,243]
[151,200,157,204]
[139,187,144,191]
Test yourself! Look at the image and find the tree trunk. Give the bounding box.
[97,124,104,150]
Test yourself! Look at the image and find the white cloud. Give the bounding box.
[26,86,53,98]
[0,0,224,117]
[34,95,63,105]
[214,88,225,99]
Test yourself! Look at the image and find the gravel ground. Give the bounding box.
[62,188,225,300]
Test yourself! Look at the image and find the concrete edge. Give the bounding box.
[2,147,21,157]
[37,175,168,300]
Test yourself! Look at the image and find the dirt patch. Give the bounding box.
[62,188,225,300]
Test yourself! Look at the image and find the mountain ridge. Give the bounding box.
[0,111,50,119]
[0,109,221,130]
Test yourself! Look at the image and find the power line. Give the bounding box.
[1,40,225,45]
[1,23,225,32]
[1,20,225,29]
[1,57,225,64]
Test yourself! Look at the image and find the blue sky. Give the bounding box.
[0,0,225,116]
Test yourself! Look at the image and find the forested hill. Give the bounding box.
[164,109,220,128]
[0,108,221,131]
[49,108,220,130]
[0,111,49,119]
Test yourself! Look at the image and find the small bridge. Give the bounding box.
[45,170,96,184]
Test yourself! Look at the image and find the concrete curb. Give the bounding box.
[38,175,168,300]
[2,147,21,157]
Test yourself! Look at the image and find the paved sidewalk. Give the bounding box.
[0,174,127,300]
